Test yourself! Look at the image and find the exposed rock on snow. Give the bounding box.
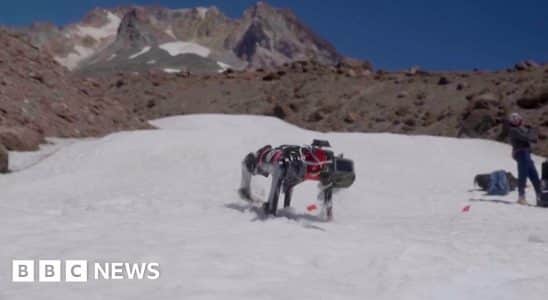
[0,143,8,173]
[0,126,43,151]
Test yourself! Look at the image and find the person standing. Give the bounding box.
[504,113,541,205]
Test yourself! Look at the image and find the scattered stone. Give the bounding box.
[288,103,298,112]
[539,130,548,141]
[176,71,190,78]
[29,72,45,84]
[515,62,527,71]
[395,105,410,117]
[414,99,425,106]
[344,112,359,124]
[361,69,372,77]
[338,58,373,70]
[438,76,451,85]
[115,79,125,88]
[272,104,288,119]
[0,126,44,151]
[262,72,281,81]
[397,91,409,98]
[308,111,325,122]
[525,60,540,68]
[346,69,357,78]
[405,66,421,76]
[475,92,499,103]
[459,95,507,138]
[417,91,427,100]
[404,118,416,127]
[0,143,8,173]
[516,89,548,109]
[83,77,102,88]
[515,60,540,71]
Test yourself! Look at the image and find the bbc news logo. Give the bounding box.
[12,260,160,283]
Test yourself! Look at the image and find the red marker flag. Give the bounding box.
[462,205,471,213]
[307,204,318,212]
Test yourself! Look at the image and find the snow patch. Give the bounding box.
[57,11,121,69]
[163,68,181,73]
[196,7,208,19]
[2,115,548,299]
[165,27,176,39]
[147,60,157,65]
[55,45,95,70]
[217,61,232,72]
[172,8,191,14]
[107,54,117,61]
[76,12,121,41]
[129,46,151,59]
[159,41,211,58]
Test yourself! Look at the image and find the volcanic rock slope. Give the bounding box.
[24,2,342,74]
[0,28,148,151]
[91,60,548,155]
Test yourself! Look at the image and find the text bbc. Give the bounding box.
[12,260,160,282]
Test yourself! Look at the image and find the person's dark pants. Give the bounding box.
[514,149,541,197]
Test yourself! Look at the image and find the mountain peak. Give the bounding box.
[24,3,344,74]
[116,8,157,48]
[244,1,279,19]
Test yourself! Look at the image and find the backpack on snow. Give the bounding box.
[487,170,511,196]
[474,170,517,195]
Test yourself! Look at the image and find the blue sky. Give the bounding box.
[1,0,546,71]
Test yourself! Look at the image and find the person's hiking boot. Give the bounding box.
[517,195,528,206]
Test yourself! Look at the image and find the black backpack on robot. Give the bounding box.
[539,160,548,207]
[321,152,356,189]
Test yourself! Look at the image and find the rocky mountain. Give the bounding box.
[23,2,343,74]
[0,28,148,152]
[3,2,547,161]
[83,60,548,156]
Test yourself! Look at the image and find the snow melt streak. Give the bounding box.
[129,46,151,59]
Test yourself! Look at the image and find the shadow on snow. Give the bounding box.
[224,202,327,231]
